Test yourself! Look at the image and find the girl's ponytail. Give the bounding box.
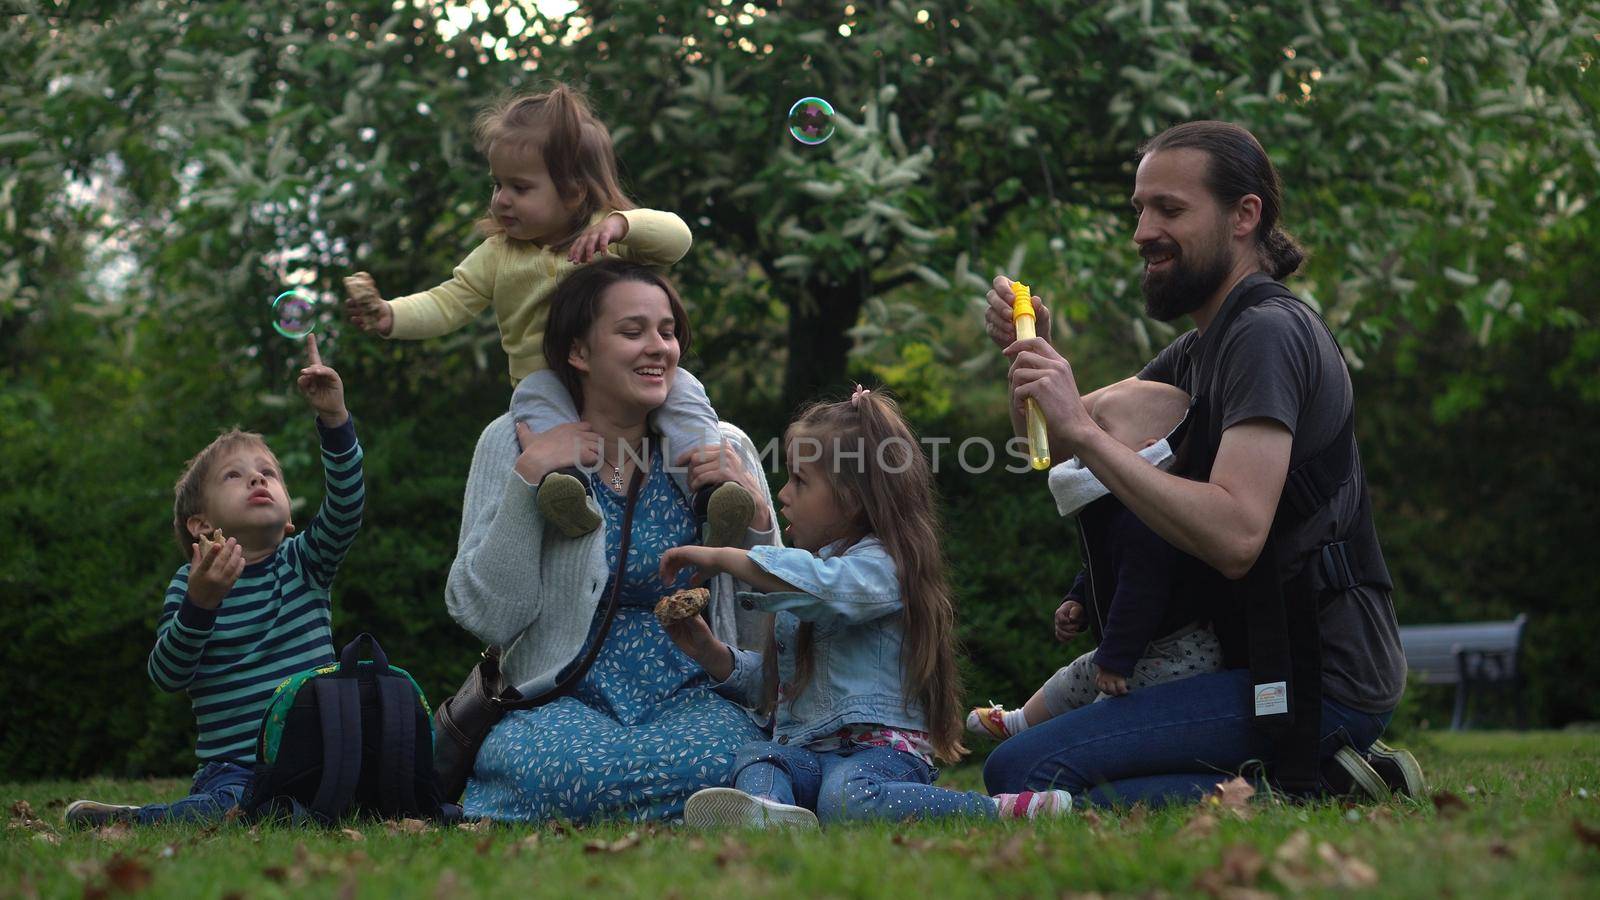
[472,83,635,249]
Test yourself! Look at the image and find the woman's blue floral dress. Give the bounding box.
[464,448,764,823]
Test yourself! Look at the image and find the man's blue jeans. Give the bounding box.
[732,740,996,824]
[983,669,1392,808]
[136,761,253,825]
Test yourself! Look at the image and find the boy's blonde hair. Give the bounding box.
[171,428,276,558]
[473,83,635,250]
[1091,381,1191,451]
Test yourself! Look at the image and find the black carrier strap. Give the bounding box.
[376,677,419,818]
[1173,278,1389,795]
[495,463,647,711]
[309,678,363,822]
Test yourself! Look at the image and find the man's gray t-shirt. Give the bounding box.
[1138,273,1406,712]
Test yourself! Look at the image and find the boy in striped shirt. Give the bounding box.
[66,335,363,826]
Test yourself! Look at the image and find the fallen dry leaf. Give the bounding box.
[1192,842,1267,898]
[983,832,1029,869]
[713,835,749,867]
[890,833,938,852]
[1124,804,1150,829]
[584,831,640,854]
[67,859,103,881]
[1211,777,1257,820]
[456,818,492,833]
[33,831,61,846]
[434,870,461,899]
[1220,843,1265,882]
[1432,790,1468,817]
[1180,810,1219,840]
[1316,841,1378,888]
[1488,840,1515,859]
[384,818,429,835]
[1364,805,1397,829]
[94,821,133,844]
[1266,830,1316,891]
[1574,819,1600,850]
[340,827,365,841]
[475,836,495,856]
[1275,830,1311,865]
[105,854,154,893]
[8,799,55,839]
[342,850,373,870]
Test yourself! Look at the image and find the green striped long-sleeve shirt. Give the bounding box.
[148,417,364,764]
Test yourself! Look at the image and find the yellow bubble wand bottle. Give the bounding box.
[1012,282,1051,470]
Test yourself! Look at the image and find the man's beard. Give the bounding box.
[1140,235,1232,322]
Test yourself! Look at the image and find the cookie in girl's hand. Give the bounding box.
[654,587,710,627]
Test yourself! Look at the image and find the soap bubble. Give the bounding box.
[788,97,836,146]
[271,289,317,339]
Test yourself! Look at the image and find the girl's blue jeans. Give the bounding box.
[731,740,996,824]
[983,669,1392,808]
[136,761,253,825]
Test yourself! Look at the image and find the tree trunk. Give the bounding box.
[783,277,865,412]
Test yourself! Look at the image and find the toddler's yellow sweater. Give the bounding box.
[385,208,691,383]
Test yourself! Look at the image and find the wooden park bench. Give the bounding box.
[1397,613,1528,730]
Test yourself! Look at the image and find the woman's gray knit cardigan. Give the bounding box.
[445,413,781,697]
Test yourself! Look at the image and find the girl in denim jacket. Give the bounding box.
[659,387,1073,828]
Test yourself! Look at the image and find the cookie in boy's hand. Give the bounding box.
[654,587,710,627]
[197,528,225,554]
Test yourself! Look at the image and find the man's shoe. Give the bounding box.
[683,787,819,830]
[537,472,601,538]
[1328,745,1391,801]
[1366,739,1425,798]
[64,800,138,828]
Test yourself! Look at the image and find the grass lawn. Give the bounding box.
[5,731,1599,898]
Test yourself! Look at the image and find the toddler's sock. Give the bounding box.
[965,705,1034,740]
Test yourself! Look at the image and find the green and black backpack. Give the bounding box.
[239,633,445,825]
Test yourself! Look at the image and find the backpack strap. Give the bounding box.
[375,675,420,818]
[309,677,363,824]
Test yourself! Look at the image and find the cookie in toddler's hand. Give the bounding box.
[653,587,710,627]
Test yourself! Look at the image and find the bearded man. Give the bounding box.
[981,121,1419,807]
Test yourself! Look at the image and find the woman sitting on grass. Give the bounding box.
[444,259,778,823]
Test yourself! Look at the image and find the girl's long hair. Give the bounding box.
[766,389,968,763]
[473,83,635,249]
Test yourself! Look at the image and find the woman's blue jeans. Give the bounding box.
[732,740,996,824]
[982,669,1391,808]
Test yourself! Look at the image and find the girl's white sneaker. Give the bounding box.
[683,787,819,830]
